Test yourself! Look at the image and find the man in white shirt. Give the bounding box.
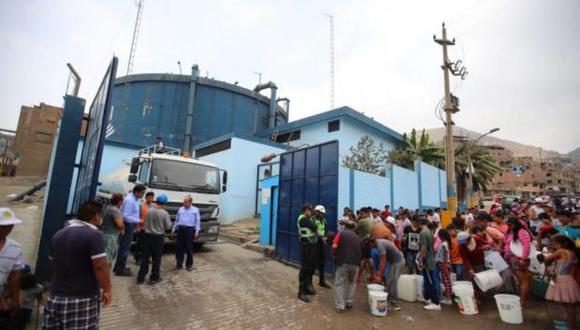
[0,208,23,321]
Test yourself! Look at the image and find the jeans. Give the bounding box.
[138,233,164,282]
[299,242,317,293]
[371,248,389,279]
[422,268,440,305]
[404,250,418,274]
[113,222,136,273]
[452,263,465,281]
[385,261,403,304]
[334,264,358,309]
[176,226,194,268]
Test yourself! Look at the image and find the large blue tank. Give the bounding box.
[107,70,288,150]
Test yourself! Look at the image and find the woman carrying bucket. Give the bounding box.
[501,216,533,306]
[538,235,580,330]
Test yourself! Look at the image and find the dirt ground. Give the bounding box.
[0,176,45,267]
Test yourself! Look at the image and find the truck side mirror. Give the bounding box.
[129,157,140,174]
[222,171,227,192]
[128,174,137,183]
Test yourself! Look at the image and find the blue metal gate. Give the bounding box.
[72,57,118,212]
[275,141,339,267]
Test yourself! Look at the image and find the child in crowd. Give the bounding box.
[436,229,453,305]
[540,235,580,330]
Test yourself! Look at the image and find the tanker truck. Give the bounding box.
[97,145,227,243]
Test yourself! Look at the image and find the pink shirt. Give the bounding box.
[504,229,532,259]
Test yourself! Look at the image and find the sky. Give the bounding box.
[1,0,579,153]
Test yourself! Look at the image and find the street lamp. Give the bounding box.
[465,128,500,207]
[177,61,182,75]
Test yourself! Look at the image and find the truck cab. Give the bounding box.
[99,145,227,243]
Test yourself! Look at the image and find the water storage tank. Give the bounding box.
[107,70,288,150]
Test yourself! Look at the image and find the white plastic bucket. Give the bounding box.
[452,282,478,315]
[367,284,385,292]
[484,250,509,272]
[494,294,523,324]
[369,291,388,316]
[453,281,472,289]
[397,275,419,302]
[474,269,504,292]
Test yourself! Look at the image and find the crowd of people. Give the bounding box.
[298,199,580,329]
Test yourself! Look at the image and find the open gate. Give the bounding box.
[36,57,118,282]
[275,141,339,269]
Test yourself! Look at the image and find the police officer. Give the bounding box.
[297,204,318,303]
[313,205,331,288]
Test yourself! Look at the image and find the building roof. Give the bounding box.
[192,132,289,152]
[260,106,404,142]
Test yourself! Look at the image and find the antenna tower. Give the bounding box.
[326,14,335,109]
[127,0,144,75]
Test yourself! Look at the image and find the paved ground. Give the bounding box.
[100,242,563,330]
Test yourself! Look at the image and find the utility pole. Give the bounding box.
[434,22,458,215]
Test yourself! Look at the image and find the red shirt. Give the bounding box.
[380,210,392,219]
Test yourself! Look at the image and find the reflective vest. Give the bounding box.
[313,216,326,237]
[297,214,317,244]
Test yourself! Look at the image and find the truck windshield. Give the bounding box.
[149,159,219,193]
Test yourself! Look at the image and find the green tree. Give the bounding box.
[454,142,502,200]
[387,129,445,169]
[342,135,388,176]
[387,129,501,198]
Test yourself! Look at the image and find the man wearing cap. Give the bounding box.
[557,210,580,244]
[313,205,331,289]
[43,201,111,329]
[0,208,23,322]
[297,205,318,302]
[137,194,173,285]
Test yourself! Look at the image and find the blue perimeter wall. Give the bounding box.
[338,161,446,215]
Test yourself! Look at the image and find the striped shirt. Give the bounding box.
[0,238,23,286]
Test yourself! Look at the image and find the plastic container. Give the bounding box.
[474,269,504,292]
[532,276,549,298]
[484,250,509,272]
[397,275,419,302]
[494,294,523,324]
[367,284,385,292]
[369,291,388,316]
[452,282,478,315]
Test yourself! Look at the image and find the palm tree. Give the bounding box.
[388,129,501,201]
[454,142,501,201]
[387,129,445,169]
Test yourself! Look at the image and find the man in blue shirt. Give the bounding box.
[172,195,200,271]
[113,184,146,276]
